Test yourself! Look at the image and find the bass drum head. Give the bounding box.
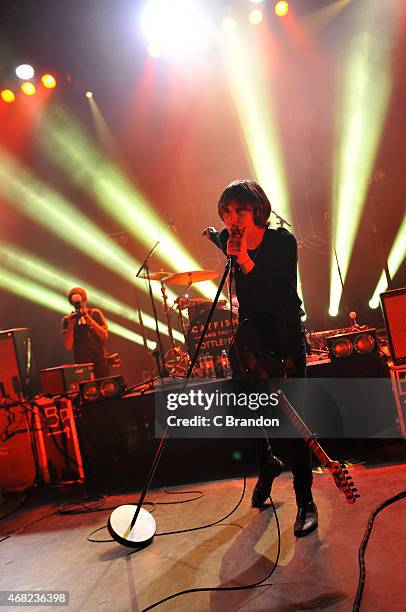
[187,308,238,358]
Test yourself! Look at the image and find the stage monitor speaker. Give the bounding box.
[380,287,406,364]
[0,328,31,401]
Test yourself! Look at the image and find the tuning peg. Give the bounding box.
[352,488,358,492]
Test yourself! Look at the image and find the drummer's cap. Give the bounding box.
[218,179,271,228]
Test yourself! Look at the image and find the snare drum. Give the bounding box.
[187,308,238,358]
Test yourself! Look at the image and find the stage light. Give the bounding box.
[221,17,236,32]
[85,91,93,98]
[329,1,400,317]
[140,0,211,58]
[329,307,339,317]
[15,64,34,80]
[275,1,289,17]
[248,9,263,25]
[41,74,56,89]
[147,44,161,58]
[21,82,36,96]
[1,89,15,103]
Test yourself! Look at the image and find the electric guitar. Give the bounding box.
[230,319,360,504]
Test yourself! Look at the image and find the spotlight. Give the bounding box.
[221,17,236,32]
[248,9,263,25]
[1,89,15,103]
[79,375,126,403]
[21,82,36,96]
[41,74,57,89]
[275,1,289,17]
[147,44,161,58]
[85,91,93,99]
[15,64,35,80]
[140,0,211,58]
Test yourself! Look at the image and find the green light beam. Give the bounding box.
[0,241,184,343]
[40,107,222,300]
[220,24,290,222]
[369,212,406,308]
[330,1,399,316]
[0,146,177,306]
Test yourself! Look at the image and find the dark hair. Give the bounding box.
[67,287,87,305]
[218,179,271,227]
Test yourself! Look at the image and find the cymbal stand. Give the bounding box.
[136,242,169,379]
[160,282,175,353]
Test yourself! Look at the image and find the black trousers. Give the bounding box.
[251,337,313,497]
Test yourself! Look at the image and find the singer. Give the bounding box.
[62,287,109,378]
[207,179,317,537]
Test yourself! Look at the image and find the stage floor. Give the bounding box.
[1,458,405,612]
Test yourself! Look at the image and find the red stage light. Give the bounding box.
[21,82,36,96]
[41,74,57,89]
[1,89,15,103]
[275,1,289,17]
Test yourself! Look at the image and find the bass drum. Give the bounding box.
[187,308,239,358]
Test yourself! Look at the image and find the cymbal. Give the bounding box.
[137,271,173,281]
[164,270,219,285]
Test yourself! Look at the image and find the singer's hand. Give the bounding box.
[226,225,249,264]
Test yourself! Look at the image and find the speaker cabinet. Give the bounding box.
[380,287,406,364]
[0,328,31,400]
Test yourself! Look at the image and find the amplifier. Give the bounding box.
[380,287,406,364]
[0,328,31,401]
[40,363,94,396]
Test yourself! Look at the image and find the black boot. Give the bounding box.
[251,456,284,507]
[294,490,318,537]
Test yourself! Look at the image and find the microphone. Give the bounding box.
[228,225,242,266]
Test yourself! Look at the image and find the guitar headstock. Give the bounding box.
[327,460,360,504]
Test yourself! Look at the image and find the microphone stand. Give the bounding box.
[107,257,233,548]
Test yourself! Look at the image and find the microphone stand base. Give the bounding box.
[108,505,156,548]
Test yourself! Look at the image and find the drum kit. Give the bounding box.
[138,268,237,377]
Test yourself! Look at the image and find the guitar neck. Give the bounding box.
[273,385,332,468]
